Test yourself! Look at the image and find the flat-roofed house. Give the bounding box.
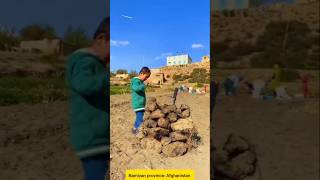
[20,38,63,55]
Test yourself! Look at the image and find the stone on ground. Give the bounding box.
[143,119,157,128]
[180,104,190,111]
[167,112,178,123]
[162,142,188,157]
[180,109,191,118]
[170,132,188,142]
[158,118,170,129]
[147,102,158,112]
[161,137,172,146]
[223,134,250,156]
[171,118,195,132]
[150,109,165,119]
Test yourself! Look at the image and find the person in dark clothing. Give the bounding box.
[172,87,179,105]
[66,18,109,180]
[223,78,235,96]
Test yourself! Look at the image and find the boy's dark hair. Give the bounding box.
[139,67,151,75]
[93,17,109,39]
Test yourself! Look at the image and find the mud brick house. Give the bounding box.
[20,38,64,55]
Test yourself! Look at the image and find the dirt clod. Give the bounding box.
[158,118,170,129]
[150,109,165,119]
[162,142,188,157]
[147,102,158,112]
[143,119,157,128]
[170,132,188,142]
[180,109,191,118]
[167,112,178,123]
[223,134,250,157]
[171,118,195,132]
[214,134,258,180]
[161,137,172,146]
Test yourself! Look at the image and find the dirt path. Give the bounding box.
[110,92,210,180]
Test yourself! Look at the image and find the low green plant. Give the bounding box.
[0,76,67,105]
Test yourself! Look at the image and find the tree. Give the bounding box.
[188,68,208,83]
[0,27,20,51]
[63,26,91,48]
[252,20,313,68]
[116,69,128,74]
[129,70,138,78]
[20,24,57,40]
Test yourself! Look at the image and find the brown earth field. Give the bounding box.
[0,90,211,180]
[0,82,318,180]
[0,102,83,180]
[110,91,211,180]
[213,90,319,179]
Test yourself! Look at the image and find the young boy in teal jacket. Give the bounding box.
[131,67,151,135]
[66,17,109,180]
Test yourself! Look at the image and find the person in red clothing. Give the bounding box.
[301,73,313,98]
[204,84,208,93]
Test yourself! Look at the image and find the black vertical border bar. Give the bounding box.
[106,0,110,179]
[210,0,214,179]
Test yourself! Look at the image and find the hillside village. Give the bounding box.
[111,55,210,86]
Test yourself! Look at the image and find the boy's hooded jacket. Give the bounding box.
[130,77,146,111]
[66,49,109,159]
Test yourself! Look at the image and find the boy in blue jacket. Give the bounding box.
[66,17,109,180]
[130,67,151,135]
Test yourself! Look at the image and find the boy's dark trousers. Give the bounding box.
[81,153,109,180]
[134,110,144,129]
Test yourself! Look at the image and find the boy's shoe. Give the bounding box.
[132,128,139,135]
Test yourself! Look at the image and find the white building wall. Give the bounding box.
[166,54,193,66]
[20,39,60,54]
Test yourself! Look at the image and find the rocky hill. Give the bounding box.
[211,0,319,69]
[158,61,210,82]
[211,0,319,44]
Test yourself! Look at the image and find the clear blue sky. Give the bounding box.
[110,0,210,72]
[0,0,108,38]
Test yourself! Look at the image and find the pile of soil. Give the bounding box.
[213,134,259,180]
[140,97,201,157]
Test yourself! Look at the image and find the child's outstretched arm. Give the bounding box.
[70,58,106,96]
